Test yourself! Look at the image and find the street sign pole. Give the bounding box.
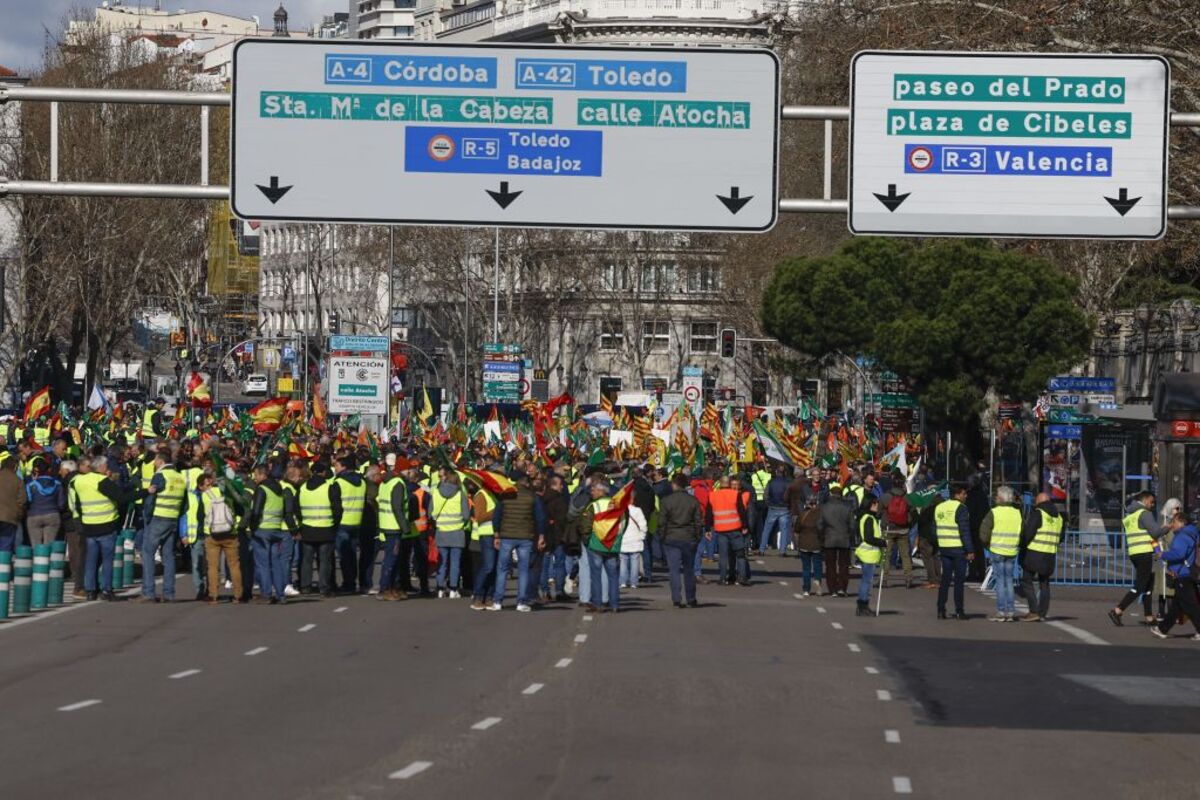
[850,51,1170,239]
[231,40,779,232]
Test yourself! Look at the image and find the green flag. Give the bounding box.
[906,482,946,510]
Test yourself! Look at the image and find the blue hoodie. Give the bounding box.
[1162,524,1199,580]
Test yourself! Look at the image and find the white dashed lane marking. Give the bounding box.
[555,658,573,669]
[298,624,316,633]
[333,606,348,614]
[778,581,788,586]
[831,622,843,630]
[893,776,913,794]
[885,730,901,743]
[574,634,588,643]
[794,593,804,599]
[169,669,202,680]
[389,761,433,780]
[582,615,594,622]
[245,647,269,656]
[877,690,892,702]
[816,606,827,614]
[58,699,102,712]
[522,683,544,695]
[848,643,861,653]
[471,717,502,731]
[865,666,879,674]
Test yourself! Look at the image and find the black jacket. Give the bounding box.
[658,490,703,543]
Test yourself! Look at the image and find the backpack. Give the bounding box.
[207,490,235,534]
[886,493,910,527]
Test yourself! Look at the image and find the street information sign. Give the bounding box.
[328,335,389,415]
[483,343,523,404]
[849,52,1170,239]
[231,39,779,231]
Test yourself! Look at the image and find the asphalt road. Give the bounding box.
[2,554,1198,798]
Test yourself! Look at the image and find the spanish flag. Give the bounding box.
[249,396,288,433]
[460,468,518,498]
[24,386,50,424]
[311,383,327,431]
[591,481,634,549]
[186,371,212,409]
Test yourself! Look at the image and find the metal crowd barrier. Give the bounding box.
[1049,531,1135,587]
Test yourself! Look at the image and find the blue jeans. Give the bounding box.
[378,534,401,592]
[759,507,791,553]
[992,555,1016,614]
[471,537,496,600]
[493,538,533,606]
[437,546,463,590]
[253,530,291,599]
[0,520,17,553]
[588,549,620,610]
[799,551,824,593]
[190,537,206,596]
[619,553,640,588]
[937,552,969,614]
[85,533,116,592]
[641,537,662,581]
[540,544,570,595]
[357,531,377,591]
[335,526,360,591]
[141,517,177,600]
[665,539,698,604]
[858,561,876,603]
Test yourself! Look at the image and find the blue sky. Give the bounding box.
[0,0,338,73]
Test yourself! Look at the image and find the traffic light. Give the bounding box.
[328,311,340,334]
[720,328,736,359]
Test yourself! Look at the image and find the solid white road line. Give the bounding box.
[574,634,588,643]
[885,730,901,744]
[522,683,544,695]
[471,717,502,731]
[848,643,861,653]
[1046,619,1110,646]
[865,666,880,675]
[755,560,765,565]
[333,606,348,613]
[245,647,269,656]
[58,699,102,712]
[831,622,844,630]
[0,601,96,632]
[877,690,892,701]
[389,761,433,780]
[555,658,573,669]
[298,624,316,633]
[169,669,202,680]
[893,776,913,794]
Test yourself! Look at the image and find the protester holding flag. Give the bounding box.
[580,480,627,613]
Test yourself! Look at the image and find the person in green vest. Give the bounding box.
[297,460,341,598]
[1018,492,1065,622]
[141,399,166,442]
[333,453,367,594]
[247,463,297,604]
[137,446,187,603]
[579,481,624,613]
[979,485,1022,622]
[72,456,127,601]
[749,460,771,555]
[934,483,974,620]
[854,495,886,616]
[198,472,244,604]
[432,467,470,598]
[179,449,206,600]
[1108,491,1163,627]
[467,484,498,610]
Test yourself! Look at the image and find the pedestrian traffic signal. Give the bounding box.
[720,328,736,359]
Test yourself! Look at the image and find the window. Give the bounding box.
[685,264,721,293]
[642,320,670,352]
[601,264,632,291]
[599,320,624,351]
[640,261,676,294]
[690,322,718,353]
[599,376,623,404]
[642,376,668,392]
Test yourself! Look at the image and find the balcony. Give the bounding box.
[492,0,770,34]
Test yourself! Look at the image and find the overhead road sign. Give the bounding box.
[849,51,1170,239]
[231,39,779,232]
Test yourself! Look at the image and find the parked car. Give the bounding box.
[241,373,269,396]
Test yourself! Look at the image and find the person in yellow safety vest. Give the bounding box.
[281,463,304,598]
[398,467,432,597]
[579,481,624,613]
[749,462,771,555]
[247,464,297,604]
[333,453,368,594]
[72,455,126,601]
[180,452,206,600]
[1108,491,1164,627]
[846,479,867,510]
[1017,492,1065,622]
[431,467,470,599]
[137,446,187,603]
[141,400,165,441]
[375,468,413,601]
[0,417,12,447]
[197,472,244,604]
[32,423,50,448]
[297,461,342,598]
[854,495,886,616]
[934,483,975,620]
[468,486,498,609]
[979,485,1023,622]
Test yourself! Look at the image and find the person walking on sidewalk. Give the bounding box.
[1152,509,1200,640]
[1018,493,1064,622]
[980,485,1022,622]
[1108,491,1165,627]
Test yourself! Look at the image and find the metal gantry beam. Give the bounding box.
[1,87,1199,219]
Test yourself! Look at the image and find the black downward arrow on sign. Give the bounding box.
[486,181,522,209]
[716,186,753,214]
[1104,187,1142,216]
[873,184,910,212]
[256,176,292,204]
